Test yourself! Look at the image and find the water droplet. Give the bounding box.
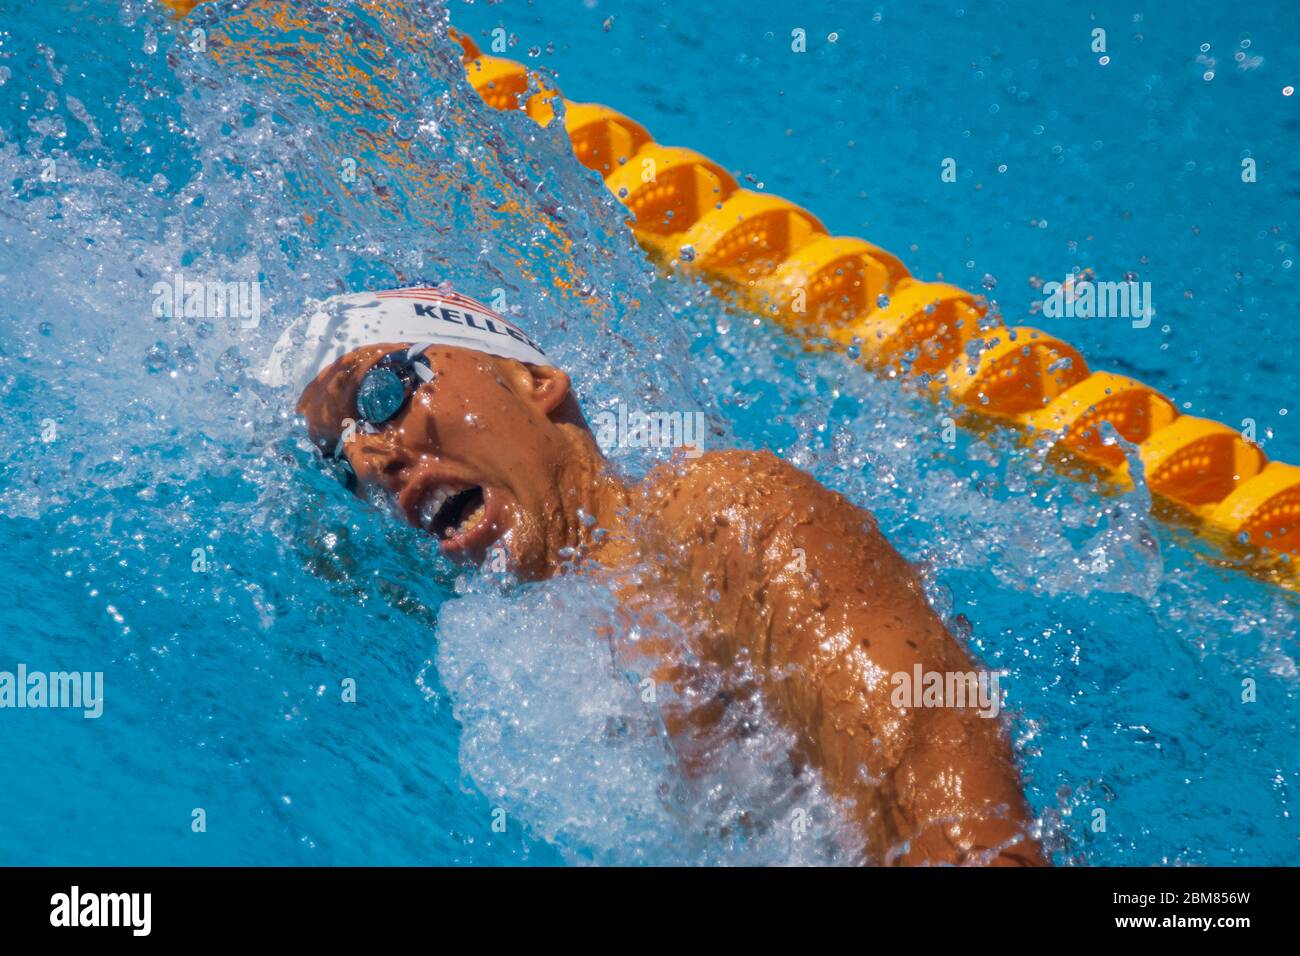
[144,342,171,374]
[214,346,246,383]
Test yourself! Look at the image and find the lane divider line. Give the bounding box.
[449,30,1298,585]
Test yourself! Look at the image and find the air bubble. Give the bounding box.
[143,342,171,374]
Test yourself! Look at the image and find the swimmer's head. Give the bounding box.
[266,288,603,576]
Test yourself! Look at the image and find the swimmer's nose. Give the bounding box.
[346,433,411,484]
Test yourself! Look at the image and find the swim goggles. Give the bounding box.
[353,344,437,427]
[326,344,437,487]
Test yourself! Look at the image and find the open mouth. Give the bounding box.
[419,484,485,537]
[410,482,503,556]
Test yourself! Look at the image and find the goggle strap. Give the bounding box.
[406,342,435,362]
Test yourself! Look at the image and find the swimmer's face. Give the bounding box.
[297,344,575,574]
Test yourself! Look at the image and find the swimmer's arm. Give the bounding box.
[756,472,1045,866]
[874,706,1046,865]
[653,451,1043,865]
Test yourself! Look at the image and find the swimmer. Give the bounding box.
[268,287,1045,866]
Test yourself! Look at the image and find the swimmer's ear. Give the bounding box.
[514,362,571,417]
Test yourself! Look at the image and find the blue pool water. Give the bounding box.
[0,0,1296,865]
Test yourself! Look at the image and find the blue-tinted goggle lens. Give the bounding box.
[353,347,435,426]
[356,366,408,424]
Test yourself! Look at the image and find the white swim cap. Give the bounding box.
[260,287,550,392]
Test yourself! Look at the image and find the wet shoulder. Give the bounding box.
[645,448,797,501]
[641,449,834,542]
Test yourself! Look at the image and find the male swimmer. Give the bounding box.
[265,287,1045,866]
